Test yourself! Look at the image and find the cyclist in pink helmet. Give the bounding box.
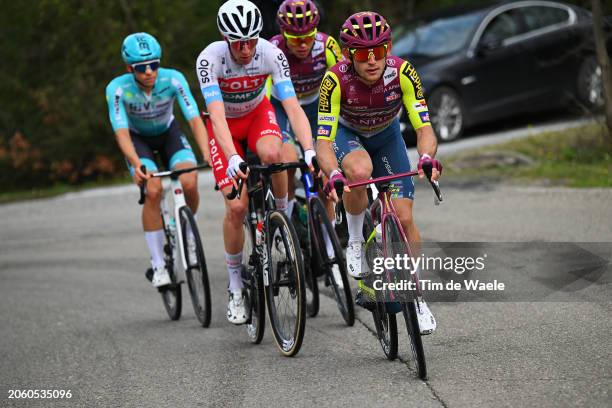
[268,0,343,275]
[315,11,442,334]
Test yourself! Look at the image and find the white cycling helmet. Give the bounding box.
[217,0,263,41]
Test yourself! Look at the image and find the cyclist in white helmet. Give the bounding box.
[196,0,315,324]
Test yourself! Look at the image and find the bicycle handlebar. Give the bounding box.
[137,163,208,205]
[335,166,443,204]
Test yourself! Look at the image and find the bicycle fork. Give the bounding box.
[162,177,188,272]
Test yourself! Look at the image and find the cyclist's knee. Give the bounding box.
[259,146,282,164]
[181,173,198,194]
[398,211,414,230]
[343,159,372,182]
[226,200,247,225]
[146,179,163,202]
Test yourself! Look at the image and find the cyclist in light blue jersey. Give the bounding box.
[106,32,210,288]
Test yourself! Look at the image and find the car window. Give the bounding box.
[393,12,482,58]
[480,9,523,45]
[520,6,570,31]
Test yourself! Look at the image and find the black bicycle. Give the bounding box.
[228,161,307,357]
[139,164,211,327]
[292,159,354,326]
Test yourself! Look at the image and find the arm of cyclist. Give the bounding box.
[207,100,247,179]
[280,96,315,165]
[399,60,442,182]
[114,128,148,184]
[188,116,210,166]
[416,126,442,182]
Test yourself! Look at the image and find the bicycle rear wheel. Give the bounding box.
[295,197,319,318]
[242,219,265,344]
[372,300,398,360]
[265,210,306,357]
[309,197,354,326]
[180,207,211,327]
[383,215,427,379]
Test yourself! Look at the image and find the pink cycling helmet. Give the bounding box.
[276,0,320,34]
[339,11,391,48]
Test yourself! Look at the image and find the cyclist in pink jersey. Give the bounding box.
[316,12,443,334]
[196,0,315,324]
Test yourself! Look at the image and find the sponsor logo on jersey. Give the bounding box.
[413,99,428,111]
[317,124,332,137]
[383,67,398,86]
[339,64,348,73]
[313,62,326,71]
[386,58,396,67]
[318,115,335,122]
[319,75,337,113]
[402,63,424,99]
[204,89,221,100]
[219,75,267,92]
[198,59,210,84]
[312,41,324,57]
[276,53,291,78]
[385,91,401,102]
[419,111,430,123]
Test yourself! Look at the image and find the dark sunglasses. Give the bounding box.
[131,60,160,73]
[226,38,258,52]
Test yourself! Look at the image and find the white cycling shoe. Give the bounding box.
[417,300,436,335]
[346,240,363,279]
[227,290,248,325]
[152,264,171,287]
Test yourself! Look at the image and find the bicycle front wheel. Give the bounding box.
[242,219,265,344]
[309,197,354,326]
[180,207,211,328]
[161,238,182,321]
[265,210,306,357]
[383,215,427,379]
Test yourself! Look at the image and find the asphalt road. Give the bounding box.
[1,168,610,406]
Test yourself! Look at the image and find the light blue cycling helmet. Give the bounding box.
[121,32,162,64]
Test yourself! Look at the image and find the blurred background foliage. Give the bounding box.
[0,0,608,190]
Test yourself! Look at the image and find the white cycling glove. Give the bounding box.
[304,149,316,167]
[226,154,245,179]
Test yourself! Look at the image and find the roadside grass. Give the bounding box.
[444,124,611,187]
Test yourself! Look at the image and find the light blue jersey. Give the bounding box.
[106,68,199,136]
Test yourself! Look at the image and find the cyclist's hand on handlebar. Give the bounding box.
[304,149,316,172]
[323,170,349,203]
[418,154,443,182]
[226,154,248,179]
[133,164,150,185]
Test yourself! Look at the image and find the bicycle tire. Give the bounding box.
[309,197,354,326]
[242,219,265,344]
[403,301,427,379]
[372,300,398,360]
[161,237,182,321]
[383,215,427,379]
[295,197,319,318]
[179,207,211,328]
[265,210,306,357]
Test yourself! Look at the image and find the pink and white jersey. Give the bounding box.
[196,39,295,118]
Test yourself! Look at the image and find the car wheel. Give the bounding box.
[429,87,464,142]
[577,56,604,111]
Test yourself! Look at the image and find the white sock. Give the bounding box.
[346,210,365,243]
[275,194,288,215]
[287,198,297,219]
[145,230,165,267]
[226,252,243,292]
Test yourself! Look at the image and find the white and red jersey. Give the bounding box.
[196,39,296,118]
